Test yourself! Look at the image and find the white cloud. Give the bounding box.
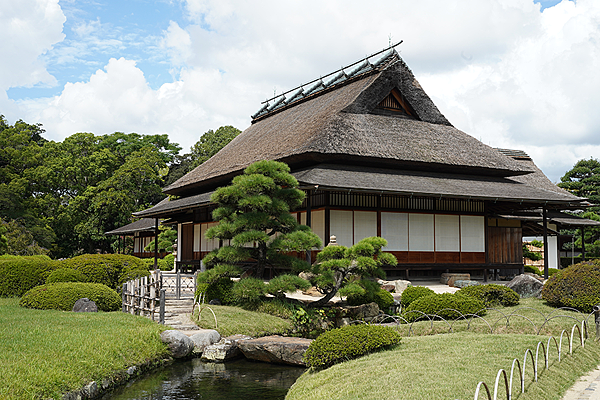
[7,0,600,183]
[0,0,65,89]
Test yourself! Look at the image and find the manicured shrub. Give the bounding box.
[46,268,87,284]
[195,264,240,305]
[232,277,267,305]
[303,324,401,369]
[402,293,486,322]
[0,256,60,297]
[142,254,175,271]
[346,286,394,311]
[542,260,600,313]
[524,265,541,275]
[458,284,519,307]
[19,282,121,311]
[400,286,435,308]
[266,274,311,298]
[63,254,149,289]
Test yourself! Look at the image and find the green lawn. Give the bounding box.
[288,298,600,400]
[287,332,600,400]
[0,298,170,400]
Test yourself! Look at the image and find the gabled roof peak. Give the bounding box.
[251,42,403,121]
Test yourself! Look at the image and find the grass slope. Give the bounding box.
[287,332,600,400]
[0,298,169,400]
[193,304,293,337]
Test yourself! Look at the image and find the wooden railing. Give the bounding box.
[121,270,165,324]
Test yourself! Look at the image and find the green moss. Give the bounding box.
[402,293,486,323]
[458,284,519,307]
[19,282,121,311]
[542,260,600,312]
[303,324,401,370]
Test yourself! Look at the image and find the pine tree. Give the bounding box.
[204,160,322,278]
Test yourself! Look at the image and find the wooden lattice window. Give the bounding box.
[377,88,415,116]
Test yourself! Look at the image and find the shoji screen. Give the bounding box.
[381,212,408,251]
[354,211,377,243]
[460,215,485,252]
[435,214,460,251]
[409,213,434,251]
[201,222,219,251]
[330,210,353,247]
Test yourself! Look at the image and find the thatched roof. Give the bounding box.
[292,164,582,204]
[165,49,532,197]
[105,218,156,235]
[133,192,213,218]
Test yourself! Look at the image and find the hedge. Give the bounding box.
[400,286,435,308]
[19,282,121,311]
[63,254,149,290]
[46,268,87,284]
[458,284,519,307]
[542,260,600,313]
[303,324,401,369]
[402,293,486,322]
[0,256,60,297]
[142,254,175,271]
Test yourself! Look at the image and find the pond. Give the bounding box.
[100,359,306,400]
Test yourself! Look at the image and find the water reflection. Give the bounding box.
[101,358,306,400]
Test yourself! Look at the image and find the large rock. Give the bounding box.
[239,335,313,366]
[338,302,380,321]
[441,273,470,285]
[160,330,194,358]
[506,274,544,298]
[72,298,98,313]
[190,330,221,355]
[378,279,412,293]
[201,334,253,363]
[453,280,480,288]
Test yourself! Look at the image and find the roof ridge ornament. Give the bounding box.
[251,41,403,120]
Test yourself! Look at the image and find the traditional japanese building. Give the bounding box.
[134,44,589,279]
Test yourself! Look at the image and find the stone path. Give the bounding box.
[163,296,207,336]
[561,367,600,400]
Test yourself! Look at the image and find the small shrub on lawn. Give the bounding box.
[458,284,519,307]
[524,265,541,275]
[402,293,486,322]
[195,264,240,305]
[344,279,395,311]
[401,286,434,308]
[303,324,401,369]
[19,282,121,311]
[0,256,60,297]
[46,268,87,284]
[63,254,149,289]
[542,260,600,313]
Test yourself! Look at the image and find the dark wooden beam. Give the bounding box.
[543,207,549,279]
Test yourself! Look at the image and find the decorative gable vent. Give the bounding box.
[377,88,415,117]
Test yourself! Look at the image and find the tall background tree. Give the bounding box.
[558,158,600,258]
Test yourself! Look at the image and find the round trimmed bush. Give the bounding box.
[232,277,267,305]
[400,286,435,308]
[303,324,401,369]
[19,282,121,311]
[524,265,541,275]
[0,256,60,297]
[402,293,486,322]
[542,260,600,313]
[458,284,519,307]
[46,268,87,284]
[63,254,149,289]
[195,277,235,305]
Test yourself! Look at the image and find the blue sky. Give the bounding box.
[0,0,597,183]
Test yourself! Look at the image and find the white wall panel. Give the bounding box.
[201,222,219,251]
[193,224,201,252]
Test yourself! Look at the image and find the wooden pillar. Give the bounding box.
[582,226,586,261]
[543,207,549,279]
[154,218,159,270]
[306,189,312,265]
